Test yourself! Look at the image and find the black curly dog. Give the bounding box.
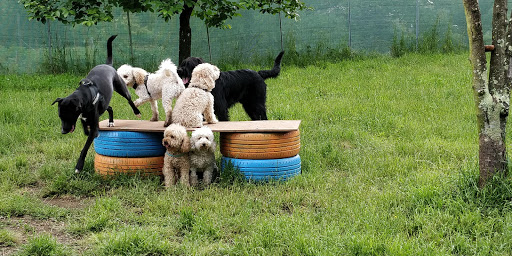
[52,35,140,173]
[177,51,284,121]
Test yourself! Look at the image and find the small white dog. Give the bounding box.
[189,127,216,186]
[117,59,184,126]
[172,63,220,128]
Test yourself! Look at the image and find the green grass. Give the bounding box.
[17,234,70,256]
[0,229,18,247]
[2,53,512,255]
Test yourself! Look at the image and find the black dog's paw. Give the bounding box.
[108,122,115,127]
[83,126,90,136]
[134,108,141,118]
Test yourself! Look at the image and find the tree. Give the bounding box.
[463,0,512,187]
[20,0,308,63]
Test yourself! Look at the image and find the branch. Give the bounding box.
[489,0,508,93]
[463,0,487,92]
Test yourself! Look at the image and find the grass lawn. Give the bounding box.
[2,53,512,255]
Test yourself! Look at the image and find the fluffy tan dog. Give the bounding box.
[171,63,220,128]
[189,127,216,186]
[162,124,190,187]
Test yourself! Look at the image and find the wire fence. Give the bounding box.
[0,0,502,74]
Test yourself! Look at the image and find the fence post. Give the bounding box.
[206,25,212,62]
[279,11,284,51]
[47,21,52,67]
[127,12,134,64]
[416,0,419,50]
[348,0,352,48]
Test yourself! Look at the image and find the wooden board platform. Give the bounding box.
[98,119,301,133]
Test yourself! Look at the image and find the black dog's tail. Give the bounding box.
[258,51,285,80]
[106,35,117,66]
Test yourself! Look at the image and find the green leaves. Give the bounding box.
[20,0,308,28]
[20,0,114,26]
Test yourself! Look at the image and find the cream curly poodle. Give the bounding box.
[162,124,190,187]
[172,63,220,128]
[117,59,184,126]
[189,126,216,186]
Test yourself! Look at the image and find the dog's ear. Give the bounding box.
[133,68,146,86]
[195,57,205,65]
[181,136,191,153]
[210,136,216,151]
[212,65,220,78]
[52,98,63,105]
[196,68,214,90]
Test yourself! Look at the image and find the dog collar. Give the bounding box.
[166,152,185,158]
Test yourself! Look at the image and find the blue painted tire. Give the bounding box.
[221,155,301,181]
[94,131,165,157]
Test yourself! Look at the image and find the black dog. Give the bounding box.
[177,51,284,121]
[52,35,140,173]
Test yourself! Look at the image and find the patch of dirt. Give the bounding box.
[43,195,92,210]
[0,193,92,255]
[1,215,83,255]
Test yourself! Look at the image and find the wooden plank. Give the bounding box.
[99,119,301,133]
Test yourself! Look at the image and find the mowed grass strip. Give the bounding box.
[2,53,512,255]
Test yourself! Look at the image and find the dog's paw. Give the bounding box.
[75,169,81,174]
[108,122,115,127]
[150,116,159,122]
[136,114,142,119]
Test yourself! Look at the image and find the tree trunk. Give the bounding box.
[179,1,196,64]
[127,12,134,64]
[463,0,511,187]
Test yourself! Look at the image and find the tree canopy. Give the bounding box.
[20,0,309,62]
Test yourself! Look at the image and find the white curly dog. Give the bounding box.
[172,63,220,128]
[189,127,216,186]
[117,59,184,126]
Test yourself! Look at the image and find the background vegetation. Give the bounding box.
[2,53,512,255]
[0,0,492,74]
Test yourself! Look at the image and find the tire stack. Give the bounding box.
[94,131,165,177]
[220,130,301,181]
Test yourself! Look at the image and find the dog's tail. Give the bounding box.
[258,51,284,80]
[106,35,117,66]
[159,59,177,77]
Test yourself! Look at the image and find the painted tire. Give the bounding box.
[220,130,300,159]
[221,155,301,181]
[94,131,165,157]
[94,154,164,177]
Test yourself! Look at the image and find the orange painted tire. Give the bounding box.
[94,154,164,177]
[220,130,300,159]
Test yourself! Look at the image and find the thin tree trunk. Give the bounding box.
[463,0,511,187]
[127,12,135,64]
[179,1,196,64]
